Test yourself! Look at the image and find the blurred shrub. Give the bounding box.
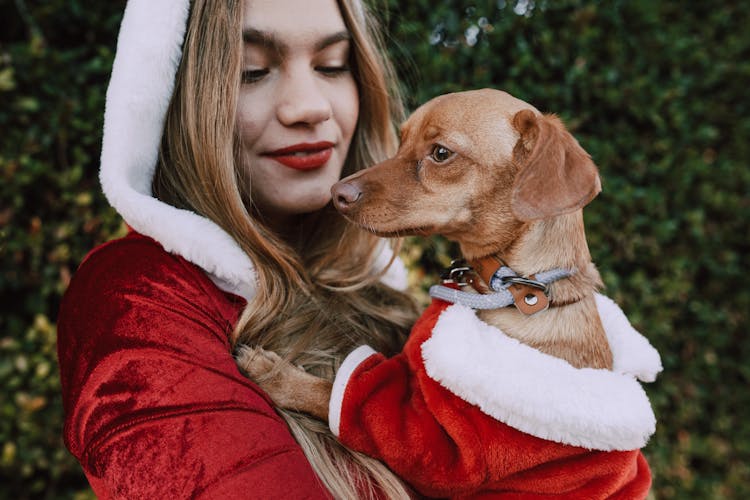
[1,1,126,497]
[1,0,748,498]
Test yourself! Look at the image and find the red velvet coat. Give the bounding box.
[58,232,333,499]
[59,233,658,499]
[329,299,658,499]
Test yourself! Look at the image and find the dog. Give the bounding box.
[237,89,660,498]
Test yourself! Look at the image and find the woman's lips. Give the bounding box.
[264,142,334,171]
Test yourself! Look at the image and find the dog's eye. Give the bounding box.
[430,145,454,163]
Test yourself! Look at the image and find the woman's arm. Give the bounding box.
[58,233,331,499]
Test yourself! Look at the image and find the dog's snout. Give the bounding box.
[332,181,362,212]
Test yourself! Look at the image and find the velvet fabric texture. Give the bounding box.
[334,300,652,499]
[57,232,332,499]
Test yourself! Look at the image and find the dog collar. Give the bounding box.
[429,258,575,315]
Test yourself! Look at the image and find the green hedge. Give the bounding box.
[1,1,748,498]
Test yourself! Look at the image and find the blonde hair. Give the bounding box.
[153,0,417,497]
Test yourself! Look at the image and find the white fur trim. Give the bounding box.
[99,0,257,301]
[596,293,663,382]
[329,345,377,437]
[421,303,658,451]
[374,242,409,291]
[99,1,404,301]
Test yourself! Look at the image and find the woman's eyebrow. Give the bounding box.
[314,31,351,51]
[242,28,277,49]
[242,28,351,53]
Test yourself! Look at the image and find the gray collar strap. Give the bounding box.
[429,264,575,313]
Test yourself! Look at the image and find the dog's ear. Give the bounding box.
[510,110,601,221]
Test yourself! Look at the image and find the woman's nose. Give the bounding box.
[276,69,333,126]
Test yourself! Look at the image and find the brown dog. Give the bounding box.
[238,89,612,421]
[332,88,612,369]
[237,90,659,498]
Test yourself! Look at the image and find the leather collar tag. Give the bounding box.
[508,282,549,315]
[466,257,552,315]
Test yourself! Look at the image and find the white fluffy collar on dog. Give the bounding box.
[98,0,406,300]
[421,293,662,451]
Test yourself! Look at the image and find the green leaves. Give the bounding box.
[1,1,126,496]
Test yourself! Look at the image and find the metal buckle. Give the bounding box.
[440,259,473,286]
[499,275,550,295]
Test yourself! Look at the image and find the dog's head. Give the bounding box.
[332,89,601,256]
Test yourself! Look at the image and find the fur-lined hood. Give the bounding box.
[99,0,406,301]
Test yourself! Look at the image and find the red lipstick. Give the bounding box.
[264,141,334,171]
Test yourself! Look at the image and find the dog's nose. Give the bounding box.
[332,181,362,213]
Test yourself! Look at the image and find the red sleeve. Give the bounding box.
[57,233,331,500]
[334,301,491,497]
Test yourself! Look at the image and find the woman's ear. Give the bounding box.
[510,110,601,221]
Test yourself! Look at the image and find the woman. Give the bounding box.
[57,0,418,497]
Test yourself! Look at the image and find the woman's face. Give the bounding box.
[237,0,359,229]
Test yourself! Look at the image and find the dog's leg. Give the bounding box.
[235,346,332,422]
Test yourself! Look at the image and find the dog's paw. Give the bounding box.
[234,345,332,421]
[235,345,285,380]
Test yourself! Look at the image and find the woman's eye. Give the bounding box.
[241,69,269,84]
[430,145,454,163]
[316,65,349,77]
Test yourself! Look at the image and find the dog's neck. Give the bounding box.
[467,211,613,369]
[505,212,602,302]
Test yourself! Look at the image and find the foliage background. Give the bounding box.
[1,0,747,498]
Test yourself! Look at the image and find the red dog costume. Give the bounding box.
[329,297,662,498]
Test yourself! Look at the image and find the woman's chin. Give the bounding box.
[257,194,334,226]
[293,193,334,215]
